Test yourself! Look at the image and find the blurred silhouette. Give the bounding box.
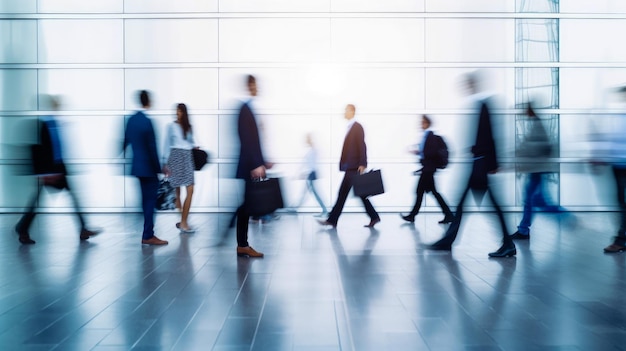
[400,115,453,224]
[427,72,516,257]
[289,132,328,217]
[603,86,626,253]
[163,103,196,234]
[511,102,568,240]
[233,75,270,258]
[123,90,168,246]
[318,104,380,228]
[15,95,100,244]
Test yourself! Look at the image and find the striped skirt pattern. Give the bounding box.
[167,148,194,187]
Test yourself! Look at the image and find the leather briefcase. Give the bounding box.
[353,169,385,198]
[245,178,284,216]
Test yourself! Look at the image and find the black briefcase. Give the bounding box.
[245,178,284,216]
[353,169,385,198]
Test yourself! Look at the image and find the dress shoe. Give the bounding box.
[438,215,454,224]
[426,243,452,251]
[364,218,381,228]
[317,219,336,228]
[16,227,35,244]
[141,236,168,245]
[510,231,530,240]
[604,243,626,253]
[400,213,415,223]
[237,246,264,258]
[79,228,101,240]
[488,244,517,258]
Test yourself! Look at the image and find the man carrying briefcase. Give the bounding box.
[318,104,381,229]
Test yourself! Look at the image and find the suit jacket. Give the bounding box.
[236,102,265,179]
[339,121,367,171]
[32,117,67,175]
[123,111,161,177]
[420,131,440,173]
[471,100,498,172]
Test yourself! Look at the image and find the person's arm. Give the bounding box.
[356,124,368,173]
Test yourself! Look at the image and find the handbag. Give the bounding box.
[192,148,209,171]
[352,169,385,198]
[245,178,284,216]
[156,178,176,210]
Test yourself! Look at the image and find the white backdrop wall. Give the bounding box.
[1,1,625,212]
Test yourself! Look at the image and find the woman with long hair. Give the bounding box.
[163,103,196,233]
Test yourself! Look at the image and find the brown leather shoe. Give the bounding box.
[364,218,381,228]
[237,246,264,258]
[142,236,168,245]
[604,243,626,253]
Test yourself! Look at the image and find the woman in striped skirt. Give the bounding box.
[163,103,196,233]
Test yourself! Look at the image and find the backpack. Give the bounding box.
[432,134,449,169]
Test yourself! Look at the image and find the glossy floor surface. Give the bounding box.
[1,210,625,350]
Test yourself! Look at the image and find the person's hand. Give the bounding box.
[163,166,171,177]
[358,166,366,174]
[250,165,266,179]
[488,168,498,174]
[265,162,274,169]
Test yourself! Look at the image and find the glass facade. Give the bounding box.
[0,1,623,212]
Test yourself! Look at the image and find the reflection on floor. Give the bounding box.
[0,211,625,350]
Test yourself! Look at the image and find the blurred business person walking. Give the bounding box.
[124,90,168,245]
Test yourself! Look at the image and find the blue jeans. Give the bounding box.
[518,173,567,234]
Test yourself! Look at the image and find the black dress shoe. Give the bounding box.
[426,243,452,251]
[364,218,381,228]
[317,220,337,228]
[80,228,101,240]
[488,244,516,258]
[438,215,454,224]
[400,214,415,223]
[510,231,530,240]
[16,227,35,244]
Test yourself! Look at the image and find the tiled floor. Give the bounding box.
[1,210,626,350]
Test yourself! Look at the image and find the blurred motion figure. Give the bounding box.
[124,90,168,245]
[427,72,515,257]
[15,95,100,244]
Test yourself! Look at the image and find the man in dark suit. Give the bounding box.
[427,73,515,257]
[123,90,167,245]
[234,75,268,258]
[319,104,380,228]
[401,115,454,224]
[15,95,100,244]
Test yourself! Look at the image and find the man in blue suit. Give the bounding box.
[234,75,268,257]
[124,90,168,245]
[319,104,380,228]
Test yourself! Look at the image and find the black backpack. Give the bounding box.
[433,134,449,169]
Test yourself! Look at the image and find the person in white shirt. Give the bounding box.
[163,103,196,233]
[291,132,328,217]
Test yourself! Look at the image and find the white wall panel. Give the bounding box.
[125,69,219,111]
[561,20,626,63]
[219,19,330,62]
[220,0,330,12]
[125,19,218,63]
[425,19,515,62]
[217,68,333,111]
[124,0,218,13]
[331,19,424,62]
[39,69,124,111]
[39,20,123,63]
[38,0,123,13]
[425,0,514,12]
[54,115,125,160]
[561,1,626,13]
[0,1,36,13]
[559,68,626,109]
[0,166,38,208]
[329,68,425,111]
[0,69,38,111]
[0,20,37,64]
[0,117,38,160]
[331,0,424,12]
